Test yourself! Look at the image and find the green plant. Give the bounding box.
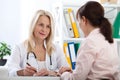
[0,42,11,59]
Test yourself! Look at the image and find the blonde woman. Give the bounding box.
[7,10,68,76]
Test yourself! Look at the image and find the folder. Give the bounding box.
[63,42,72,68]
[74,42,80,56]
[68,8,80,38]
[63,9,74,38]
[68,42,76,70]
[113,11,120,38]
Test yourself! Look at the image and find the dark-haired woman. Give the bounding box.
[59,1,119,80]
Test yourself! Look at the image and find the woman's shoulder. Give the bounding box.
[14,41,27,50]
[52,42,64,55]
[52,42,61,50]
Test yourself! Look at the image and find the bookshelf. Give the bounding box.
[103,4,120,57]
[52,3,83,69]
[52,2,84,45]
[103,4,120,24]
[52,2,120,69]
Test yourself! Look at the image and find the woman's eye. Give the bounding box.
[39,23,43,26]
[47,25,50,28]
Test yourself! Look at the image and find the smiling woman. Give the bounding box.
[34,15,51,41]
[6,10,68,77]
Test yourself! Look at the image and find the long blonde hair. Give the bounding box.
[24,10,55,55]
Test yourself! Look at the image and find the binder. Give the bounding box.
[68,8,80,38]
[63,42,72,68]
[74,42,80,56]
[63,9,74,38]
[68,42,76,70]
[113,11,120,38]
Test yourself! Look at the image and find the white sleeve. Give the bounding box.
[6,45,22,76]
[55,44,69,69]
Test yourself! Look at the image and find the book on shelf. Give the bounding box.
[63,42,81,70]
[68,8,80,38]
[68,42,76,70]
[63,42,72,68]
[74,42,81,56]
[63,9,74,38]
[113,11,120,38]
[63,8,80,38]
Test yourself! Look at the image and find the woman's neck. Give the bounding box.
[35,39,44,48]
[85,25,96,37]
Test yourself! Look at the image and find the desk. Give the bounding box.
[0,66,8,77]
[0,76,60,80]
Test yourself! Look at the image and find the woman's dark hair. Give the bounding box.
[76,1,113,43]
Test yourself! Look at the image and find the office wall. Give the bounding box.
[0,0,21,48]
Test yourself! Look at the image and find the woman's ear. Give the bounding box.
[82,16,87,24]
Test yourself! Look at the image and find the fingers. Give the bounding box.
[23,66,37,76]
[34,69,49,76]
[59,67,72,74]
[56,72,61,76]
[23,69,34,76]
[26,65,37,72]
[59,67,65,74]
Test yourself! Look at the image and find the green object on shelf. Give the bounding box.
[74,43,80,56]
[113,11,120,38]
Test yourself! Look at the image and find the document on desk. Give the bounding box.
[0,76,60,80]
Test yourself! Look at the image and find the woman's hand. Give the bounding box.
[33,68,49,76]
[33,68,58,76]
[59,67,72,74]
[17,65,37,76]
[23,65,37,76]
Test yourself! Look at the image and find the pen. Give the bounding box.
[26,62,37,72]
[26,62,31,66]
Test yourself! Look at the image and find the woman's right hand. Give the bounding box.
[23,65,37,76]
[17,65,37,76]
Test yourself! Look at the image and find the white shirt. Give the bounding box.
[6,42,68,76]
[37,61,46,71]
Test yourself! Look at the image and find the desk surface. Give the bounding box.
[0,76,60,80]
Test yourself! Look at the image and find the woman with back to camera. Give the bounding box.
[59,1,120,80]
[7,10,68,76]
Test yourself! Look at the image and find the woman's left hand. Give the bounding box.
[59,66,72,74]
